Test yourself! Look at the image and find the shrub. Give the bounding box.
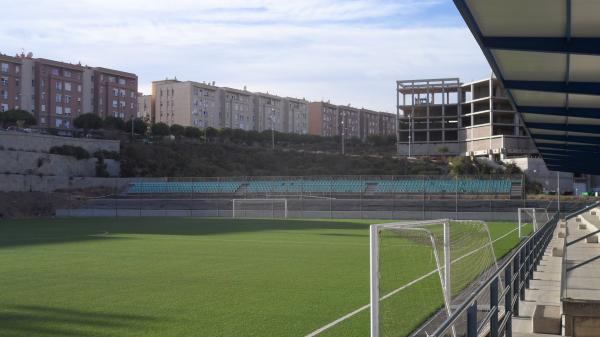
[151,122,171,136]
[170,124,185,137]
[93,150,120,160]
[124,118,148,135]
[1,109,37,127]
[49,145,90,160]
[103,116,125,130]
[184,126,202,139]
[74,113,103,130]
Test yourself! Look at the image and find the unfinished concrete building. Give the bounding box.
[396,76,536,159]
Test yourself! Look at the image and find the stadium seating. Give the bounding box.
[127,179,513,194]
[246,180,365,193]
[128,182,241,194]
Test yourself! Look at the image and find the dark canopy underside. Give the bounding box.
[454,0,600,174]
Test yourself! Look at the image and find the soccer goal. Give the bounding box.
[232,199,288,219]
[517,208,549,238]
[369,219,499,337]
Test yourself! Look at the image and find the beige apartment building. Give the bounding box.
[309,102,393,139]
[361,108,396,139]
[283,97,309,134]
[137,94,152,121]
[152,79,221,128]
[254,92,284,133]
[220,87,254,131]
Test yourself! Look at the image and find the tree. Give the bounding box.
[74,113,102,131]
[103,116,125,130]
[1,109,37,128]
[205,127,218,141]
[170,124,185,137]
[125,118,148,135]
[184,126,202,139]
[151,122,171,136]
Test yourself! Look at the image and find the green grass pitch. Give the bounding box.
[0,218,527,337]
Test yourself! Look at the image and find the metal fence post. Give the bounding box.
[467,301,478,337]
[513,256,520,316]
[504,265,513,337]
[490,277,499,337]
[519,249,526,301]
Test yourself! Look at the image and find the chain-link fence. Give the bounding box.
[60,175,587,219]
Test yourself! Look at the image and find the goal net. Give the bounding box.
[370,219,499,337]
[232,199,288,219]
[517,208,549,239]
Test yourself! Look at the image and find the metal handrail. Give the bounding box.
[430,211,559,337]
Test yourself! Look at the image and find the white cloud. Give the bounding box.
[1,0,490,112]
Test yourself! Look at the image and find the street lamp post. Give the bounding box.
[270,108,276,150]
[341,112,346,155]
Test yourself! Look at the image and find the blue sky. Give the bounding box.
[2,0,491,112]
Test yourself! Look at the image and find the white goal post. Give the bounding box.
[369,219,499,337]
[232,199,288,219]
[517,208,549,238]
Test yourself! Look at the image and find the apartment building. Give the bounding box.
[91,67,138,120]
[360,108,395,139]
[283,97,309,134]
[220,87,254,131]
[0,52,139,128]
[308,101,339,137]
[0,54,21,112]
[151,79,221,128]
[137,94,152,121]
[337,105,361,139]
[34,58,86,129]
[396,76,536,159]
[254,92,284,133]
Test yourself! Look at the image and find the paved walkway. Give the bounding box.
[511,219,564,336]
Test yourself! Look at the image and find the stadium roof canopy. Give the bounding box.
[454,0,600,174]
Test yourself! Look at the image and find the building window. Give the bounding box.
[113,88,119,97]
[55,94,62,103]
[77,84,82,92]
[56,81,62,91]
[0,77,7,86]
[51,68,59,76]
[40,117,46,124]
[56,106,63,114]
[0,103,7,112]
[119,101,125,108]
[119,89,126,97]
[1,63,8,73]
[64,70,71,78]
[1,90,6,99]
[65,82,71,91]
[108,76,116,83]
[65,107,71,114]
[118,78,126,85]
[112,100,118,108]
[41,104,46,112]
[65,95,71,104]
[55,119,62,128]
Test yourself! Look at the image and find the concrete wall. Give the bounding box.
[396,142,461,156]
[0,150,119,177]
[0,131,120,153]
[505,157,574,193]
[0,174,134,192]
